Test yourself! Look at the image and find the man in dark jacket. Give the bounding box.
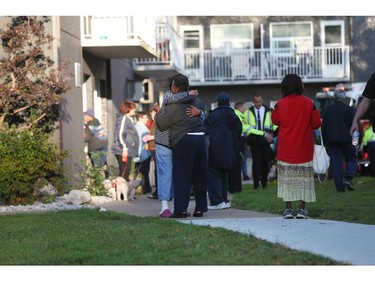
[155,74,207,218]
[204,92,242,209]
[322,89,357,192]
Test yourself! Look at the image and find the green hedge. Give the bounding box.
[0,129,69,205]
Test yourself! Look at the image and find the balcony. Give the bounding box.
[133,23,185,78]
[134,44,350,85]
[81,16,158,59]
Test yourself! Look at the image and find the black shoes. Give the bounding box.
[170,212,188,218]
[193,211,203,217]
[147,191,158,199]
[254,182,267,189]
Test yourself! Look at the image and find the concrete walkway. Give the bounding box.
[102,193,375,265]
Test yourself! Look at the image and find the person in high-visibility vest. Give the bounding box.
[234,100,251,184]
[244,94,274,189]
[362,124,375,177]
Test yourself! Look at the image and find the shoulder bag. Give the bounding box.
[313,128,330,183]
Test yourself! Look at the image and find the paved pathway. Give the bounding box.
[102,193,375,265]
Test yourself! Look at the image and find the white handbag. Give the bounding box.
[313,129,330,183]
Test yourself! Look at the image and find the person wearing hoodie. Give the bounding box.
[203,92,242,210]
[111,100,139,182]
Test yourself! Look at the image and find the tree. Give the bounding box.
[0,16,72,132]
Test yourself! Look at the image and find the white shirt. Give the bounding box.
[256,106,265,131]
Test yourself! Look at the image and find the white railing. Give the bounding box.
[134,44,350,83]
[81,16,156,48]
[182,46,350,82]
[133,23,184,70]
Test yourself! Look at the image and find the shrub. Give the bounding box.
[84,165,107,196]
[0,129,69,205]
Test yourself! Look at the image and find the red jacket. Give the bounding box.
[271,94,322,164]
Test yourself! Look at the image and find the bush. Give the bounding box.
[0,129,69,205]
[84,165,107,196]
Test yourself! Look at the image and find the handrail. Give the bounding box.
[135,45,350,82]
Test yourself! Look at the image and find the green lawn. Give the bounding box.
[1,176,374,266]
[0,209,341,265]
[233,176,375,225]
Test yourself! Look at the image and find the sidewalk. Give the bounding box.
[102,193,375,265]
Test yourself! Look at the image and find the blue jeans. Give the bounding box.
[155,144,174,200]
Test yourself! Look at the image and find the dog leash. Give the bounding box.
[121,158,128,178]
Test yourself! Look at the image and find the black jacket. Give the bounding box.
[321,101,356,145]
[204,106,242,169]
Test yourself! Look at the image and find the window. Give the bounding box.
[210,24,254,50]
[183,30,200,49]
[321,20,345,65]
[324,25,342,44]
[270,22,313,56]
[321,20,344,46]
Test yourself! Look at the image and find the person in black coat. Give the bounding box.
[204,92,242,209]
[321,89,358,192]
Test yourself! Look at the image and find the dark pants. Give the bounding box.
[208,165,229,206]
[135,156,152,193]
[89,146,108,168]
[172,134,208,214]
[328,143,357,192]
[115,154,133,181]
[250,143,272,188]
[89,146,108,178]
[228,150,242,193]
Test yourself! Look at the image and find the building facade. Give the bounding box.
[2,16,374,187]
[135,16,375,109]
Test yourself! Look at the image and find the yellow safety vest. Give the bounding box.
[244,106,273,136]
[234,109,251,136]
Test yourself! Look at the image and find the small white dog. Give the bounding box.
[103,177,143,201]
[103,179,116,200]
[112,177,132,201]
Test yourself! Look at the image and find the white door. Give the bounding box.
[321,20,345,78]
[180,25,204,81]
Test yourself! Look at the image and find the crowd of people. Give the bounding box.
[83,72,375,219]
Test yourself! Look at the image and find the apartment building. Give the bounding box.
[2,16,374,186]
[134,16,375,109]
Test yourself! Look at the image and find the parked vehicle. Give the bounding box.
[314,82,370,174]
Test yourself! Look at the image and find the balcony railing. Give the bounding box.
[134,45,350,84]
[133,23,184,70]
[81,16,157,59]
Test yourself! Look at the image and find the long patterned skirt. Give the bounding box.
[277,160,316,202]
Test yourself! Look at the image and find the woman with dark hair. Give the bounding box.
[111,100,139,181]
[271,74,322,219]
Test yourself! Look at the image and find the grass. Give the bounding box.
[233,176,375,225]
[1,176,374,266]
[0,209,341,265]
